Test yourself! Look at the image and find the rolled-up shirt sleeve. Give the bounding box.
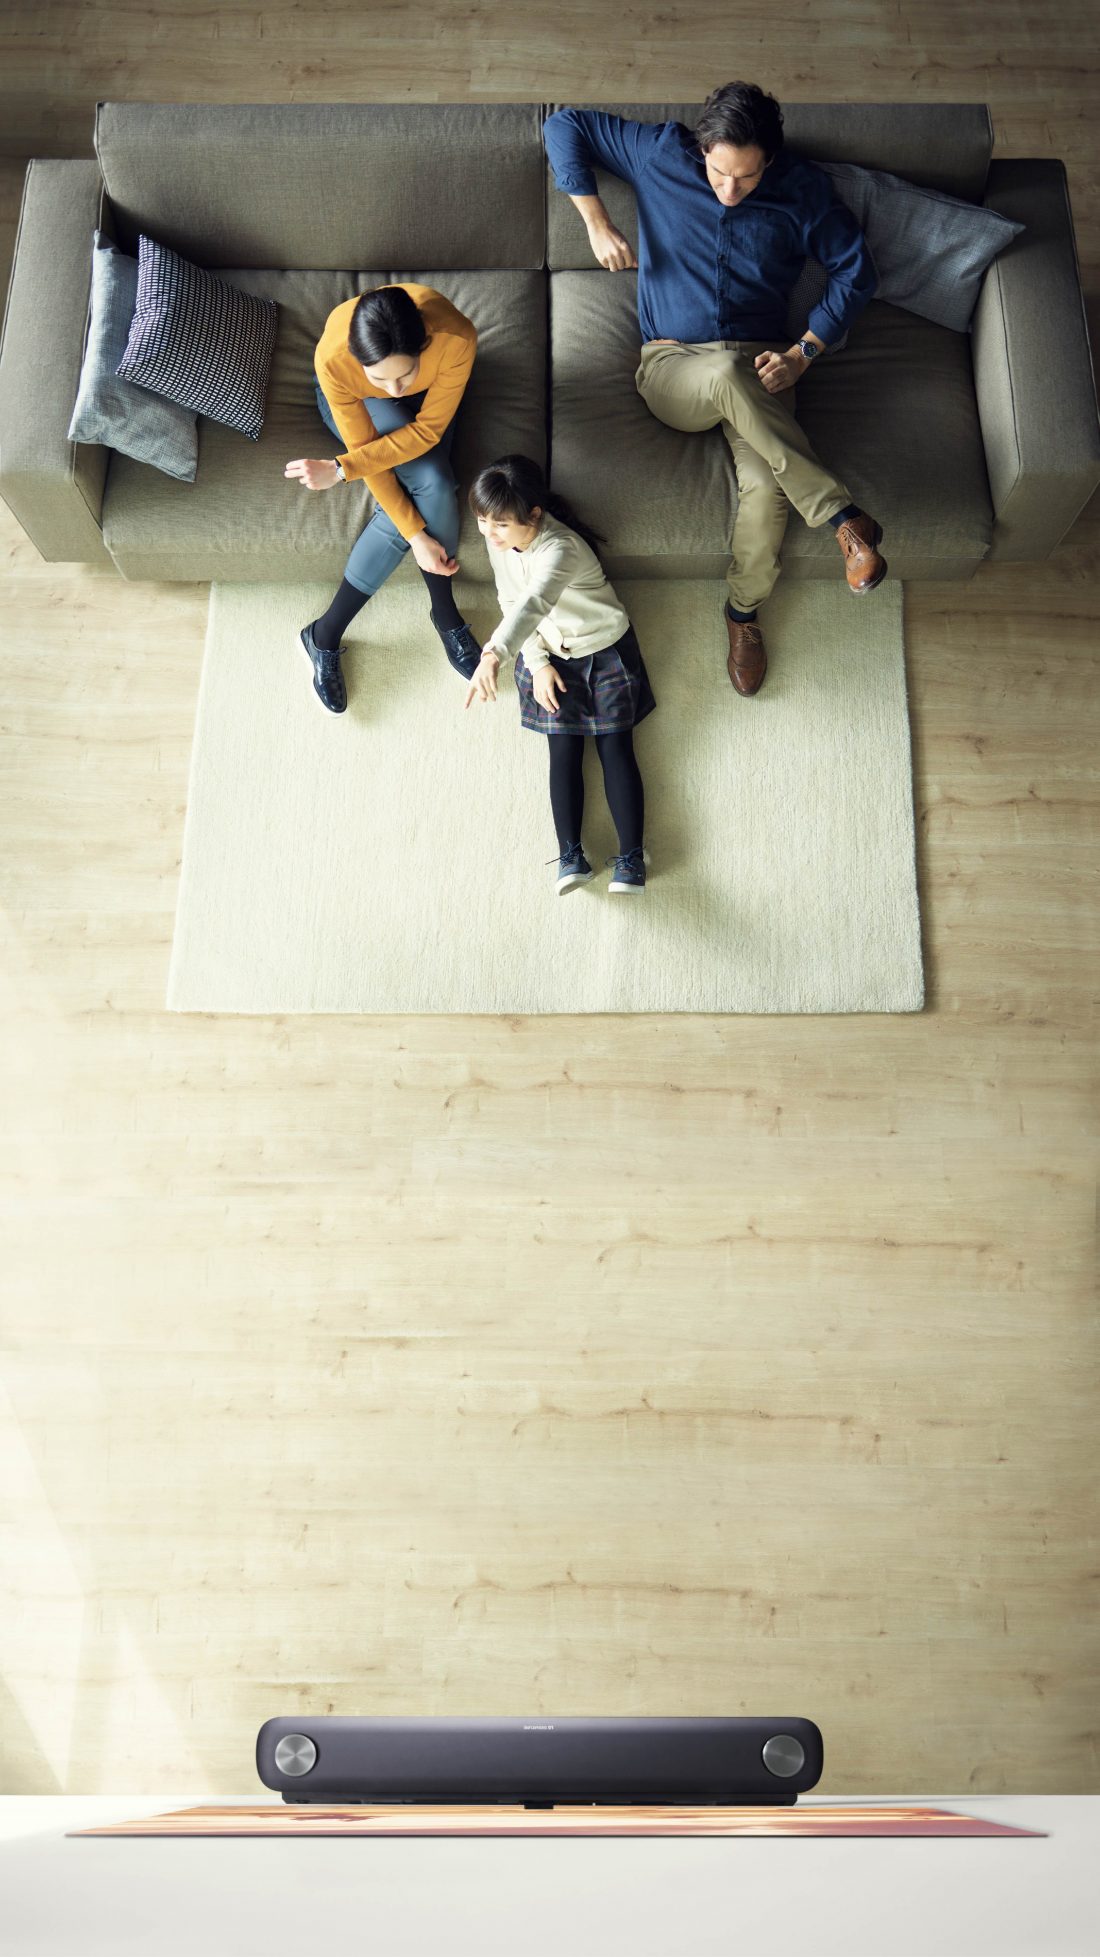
[543,108,660,196]
[801,196,878,347]
[491,540,577,669]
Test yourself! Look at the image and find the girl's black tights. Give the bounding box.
[547,732,644,855]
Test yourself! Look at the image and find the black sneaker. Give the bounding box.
[551,842,594,894]
[433,617,483,680]
[607,847,647,893]
[299,622,347,714]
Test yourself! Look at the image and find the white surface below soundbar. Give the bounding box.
[2,1795,1097,1956]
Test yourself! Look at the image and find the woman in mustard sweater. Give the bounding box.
[284,283,481,714]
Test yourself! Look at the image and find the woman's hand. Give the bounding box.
[586,220,638,272]
[464,650,501,708]
[532,663,566,716]
[754,347,808,394]
[411,529,459,576]
[284,457,341,490]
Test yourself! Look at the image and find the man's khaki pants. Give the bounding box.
[635,340,852,613]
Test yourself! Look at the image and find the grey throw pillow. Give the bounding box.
[115,235,279,440]
[815,159,1024,332]
[67,231,199,480]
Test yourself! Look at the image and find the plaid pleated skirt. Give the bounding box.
[515,623,656,736]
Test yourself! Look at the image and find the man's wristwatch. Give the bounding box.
[797,339,821,362]
[333,459,346,482]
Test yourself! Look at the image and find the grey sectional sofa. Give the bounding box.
[1,99,1098,587]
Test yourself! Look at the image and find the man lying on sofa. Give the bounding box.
[545,81,888,697]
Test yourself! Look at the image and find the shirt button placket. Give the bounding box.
[716,209,732,344]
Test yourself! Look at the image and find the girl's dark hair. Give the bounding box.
[694,81,784,163]
[348,285,431,367]
[467,454,606,557]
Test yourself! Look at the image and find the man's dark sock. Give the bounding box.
[828,503,861,530]
[725,600,758,624]
[421,570,463,633]
[312,579,370,652]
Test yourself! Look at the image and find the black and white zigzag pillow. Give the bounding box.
[115,236,278,441]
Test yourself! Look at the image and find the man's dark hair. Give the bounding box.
[694,82,784,163]
[348,285,430,367]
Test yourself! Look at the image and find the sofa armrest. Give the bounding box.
[972,159,1100,559]
[0,160,115,565]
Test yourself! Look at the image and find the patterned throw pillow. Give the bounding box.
[115,235,279,440]
[68,232,199,480]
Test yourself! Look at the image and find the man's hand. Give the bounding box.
[284,458,341,491]
[410,529,459,576]
[569,193,638,271]
[754,347,809,394]
[464,650,501,708]
[532,663,566,715]
[587,220,638,272]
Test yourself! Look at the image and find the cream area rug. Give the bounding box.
[166,576,923,1014]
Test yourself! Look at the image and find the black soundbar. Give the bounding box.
[256,1715,824,1806]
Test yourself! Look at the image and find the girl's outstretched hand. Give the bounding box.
[532,663,565,716]
[465,649,500,708]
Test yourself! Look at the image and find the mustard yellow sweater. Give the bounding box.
[314,283,477,540]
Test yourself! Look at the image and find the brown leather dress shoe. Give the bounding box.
[725,610,767,695]
[835,511,888,593]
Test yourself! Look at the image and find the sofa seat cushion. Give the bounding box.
[549,273,993,580]
[102,268,547,582]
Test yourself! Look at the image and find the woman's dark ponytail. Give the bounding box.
[468,454,606,557]
[348,285,430,365]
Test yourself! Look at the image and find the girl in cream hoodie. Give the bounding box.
[465,454,656,894]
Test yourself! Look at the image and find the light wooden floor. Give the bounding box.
[0,3,1097,1796]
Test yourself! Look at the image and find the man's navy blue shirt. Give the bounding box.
[544,109,877,348]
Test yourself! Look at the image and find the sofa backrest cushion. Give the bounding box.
[546,100,993,269]
[94,102,547,270]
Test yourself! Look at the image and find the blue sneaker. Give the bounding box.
[299,622,347,714]
[433,617,483,680]
[607,847,647,893]
[552,842,594,894]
